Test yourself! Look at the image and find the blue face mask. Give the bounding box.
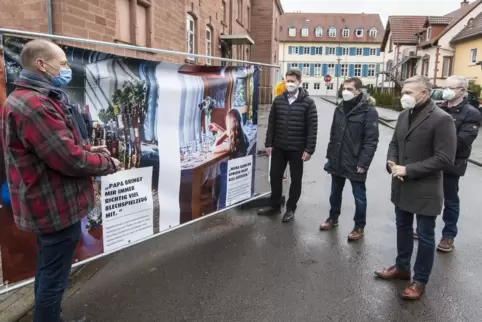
[51,68,72,88]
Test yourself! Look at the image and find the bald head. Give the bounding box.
[19,39,69,77]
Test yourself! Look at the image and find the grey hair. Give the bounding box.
[446,75,468,90]
[403,75,433,91]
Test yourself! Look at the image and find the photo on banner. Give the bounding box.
[0,36,259,288]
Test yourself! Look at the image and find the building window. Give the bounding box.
[302,63,310,76]
[342,47,349,56]
[222,1,226,23]
[116,0,152,46]
[291,63,299,69]
[206,27,212,65]
[328,26,336,37]
[327,63,335,75]
[186,14,196,61]
[422,58,429,76]
[302,83,309,90]
[442,57,453,78]
[314,83,321,90]
[327,47,336,55]
[389,36,393,52]
[293,46,299,54]
[289,27,296,37]
[342,28,350,38]
[470,48,477,64]
[275,17,278,40]
[247,7,251,29]
[315,26,323,37]
[354,64,362,77]
[327,83,334,90]
[369,28,378,38]
[301,27,309,37]
[314,63,321,76]
[341,64,348,76]
[315,47,321,55]
[426,27,431,40]
[355,28,364,37]
[237,0,242,20]
[356,48,363,56]
[370,48,377,55]
[304,47,310,55]
[368,64,376,77]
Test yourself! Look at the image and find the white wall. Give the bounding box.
[439,3,482,49]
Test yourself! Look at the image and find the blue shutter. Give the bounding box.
[363,48,370,56]
[349,64,355,76]
[287,63,292,70]
[335,64,341,77]
[362,64,368,77]
[288,46,293,54]
[310,64,315,76]
[299,46,304,55]
[349,47,356,56]
[376,48,381,56]
[322,64,327,76]
[319,46,323,55]
[336,47,342,56]
[310,47,316,55]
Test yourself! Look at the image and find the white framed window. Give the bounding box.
[328,27,336,37]
[293,46,299,54]
[314,83,321,90]
[304,47,310,55]
[301,27,309,37]
[302,63,310,76]
[342,47,349,56]
[327,47,336,55]
[315,47,321,55]
[315,27,323,37]
[302,82,309,90]
[368,64,376,77]
[342,28,350,38]
[186,14,196,60]
[327,83,334,90]
[314,63,321,76]
[341,64,348,76]
[356,48,363,56]
[426,27,432,40]
[291,63,299,69]
[205,27,212,65]
[470,48,477,64]
[355,28,364,37]
[370,48,377,56]
[288,27,296,37]
[354,64,362,77]
[327,63,335,76]
[369,28,378,38]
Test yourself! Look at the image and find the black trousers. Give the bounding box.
[270,148,304,210]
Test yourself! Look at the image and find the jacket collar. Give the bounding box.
[337,94,374,115]
[14,70,64,101]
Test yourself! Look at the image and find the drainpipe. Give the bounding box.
[433,45,440,87]
[46,0,53,34]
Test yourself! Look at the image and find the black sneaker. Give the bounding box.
[257,206,281,216]
[282,209,295,223]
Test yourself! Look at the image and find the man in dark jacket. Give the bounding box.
[320,77,379,241]
[414,75,481,252]
[258,68,318,223]
[375,75,457,300]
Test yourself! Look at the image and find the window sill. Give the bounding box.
[114,38,153,54]
[236,19,244,27]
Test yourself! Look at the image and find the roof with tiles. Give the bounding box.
[380,16,427,50]
[451,11,482,43]
[427,16,454,25]
[279,13,384,43]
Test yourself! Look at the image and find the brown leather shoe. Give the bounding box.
[375,265,411,280]
[437,237,454,252]
[348,228,364,241]
[319,218,338,231]
[401,282,425,300]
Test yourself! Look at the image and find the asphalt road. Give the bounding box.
[55,98,482,322]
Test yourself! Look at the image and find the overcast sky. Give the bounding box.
[280,0,466,25]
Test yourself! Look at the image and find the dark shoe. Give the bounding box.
[374,265,411,280]
[413,230,418,239]
[257,206,281,216]
[282,209,295,223]
[401,281,425,300]
[319,218,339,231]
[437,237,454,252]
[348,227,364,241]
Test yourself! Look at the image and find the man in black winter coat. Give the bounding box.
[258,68,318,223]
[320,77,379,241]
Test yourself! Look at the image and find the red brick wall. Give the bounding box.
[0,0,50,33]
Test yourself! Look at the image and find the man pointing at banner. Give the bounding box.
[0,39,121,322]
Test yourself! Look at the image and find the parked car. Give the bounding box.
[430,88,482,113]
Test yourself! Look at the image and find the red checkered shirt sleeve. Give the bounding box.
[21,97,116,177]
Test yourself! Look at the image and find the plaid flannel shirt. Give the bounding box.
[0,78,116,233]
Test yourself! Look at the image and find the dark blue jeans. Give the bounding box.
[396,208,436,285]
[329,175,367,228]
[34,221,81,322]
[442,174,460,239]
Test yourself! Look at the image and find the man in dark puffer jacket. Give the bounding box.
[320,77,379,241]
[258,68,318,223]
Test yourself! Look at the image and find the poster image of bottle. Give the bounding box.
[176,65,259,224]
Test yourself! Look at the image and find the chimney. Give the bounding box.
[461,0,469,8]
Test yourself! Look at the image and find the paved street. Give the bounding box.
[21,98,482,322]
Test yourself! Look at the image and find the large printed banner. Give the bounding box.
[0,36,259,288]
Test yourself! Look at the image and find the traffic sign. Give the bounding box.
[324,74,332,83]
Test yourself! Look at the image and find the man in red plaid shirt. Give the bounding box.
[0,39,121,322]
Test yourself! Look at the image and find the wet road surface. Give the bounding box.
[53,98,482,321]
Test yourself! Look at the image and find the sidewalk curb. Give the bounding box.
[0,286,34,322]
[319,96,482,167]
